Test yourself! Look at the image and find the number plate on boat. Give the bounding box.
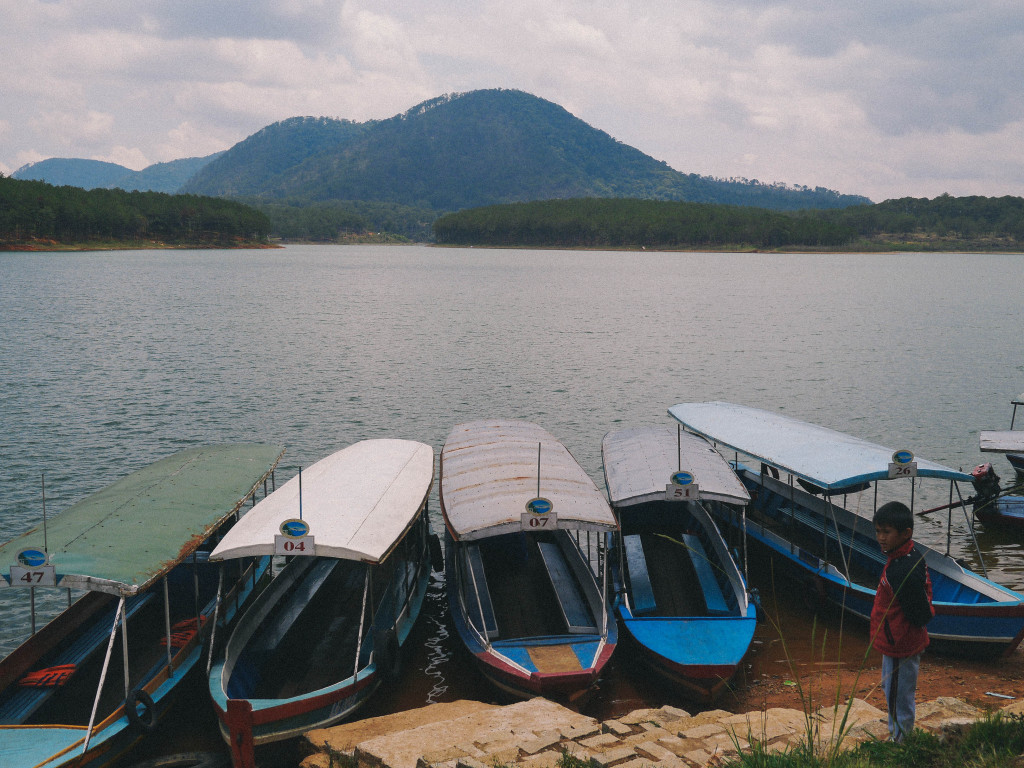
[666,483,700,501]
[274,535,316,555]
[887,462,918,479]
[10,565,57,587]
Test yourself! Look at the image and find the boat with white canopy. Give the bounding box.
[440,420,617,701]
[0,444,283,768]
[207,438,435,768]
[669,401,1024,657]
[602,425,756,701]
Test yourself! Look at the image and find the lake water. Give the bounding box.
[1,245,1023,751]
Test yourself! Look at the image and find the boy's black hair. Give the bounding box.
[873,500,914,531]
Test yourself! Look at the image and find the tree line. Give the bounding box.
[0,175,271,247]
[433,195,1024,250]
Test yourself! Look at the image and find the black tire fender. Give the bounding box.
[125,687,157,733]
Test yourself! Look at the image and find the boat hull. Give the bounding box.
[210,522,433,766]
[975,495,1024,529]
[445,529,616,702]
[0,556,270,768]
[618,612,756,702]
[729,468,1024,657]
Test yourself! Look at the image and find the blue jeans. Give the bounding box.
[881,652,921,742]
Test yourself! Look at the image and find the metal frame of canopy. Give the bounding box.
[0,444,283,761]
[667,402,986,581]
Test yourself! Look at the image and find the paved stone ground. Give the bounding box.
[299,695,992,768]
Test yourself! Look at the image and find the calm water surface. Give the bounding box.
[1,245,1023,752]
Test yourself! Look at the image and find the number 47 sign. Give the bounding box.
[10,565,57,586]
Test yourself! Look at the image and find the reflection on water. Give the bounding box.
[2,245,1024,759]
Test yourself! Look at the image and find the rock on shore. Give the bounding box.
[300,695,991,768]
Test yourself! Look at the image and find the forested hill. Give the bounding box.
[433,195,1024,251]
[0,175,271,248]
[13,154,223,193]
[183,89,870,212]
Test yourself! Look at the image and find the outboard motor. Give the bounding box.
[971,463,1001,503]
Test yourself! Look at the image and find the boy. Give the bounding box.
[870,500,934,742]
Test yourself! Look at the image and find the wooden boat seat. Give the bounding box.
[0,591,155,725]
[623,535,656,615]
[465,545,499,639]
[681,534,729,615]
[227,558,338,698]
[537,540,597,634]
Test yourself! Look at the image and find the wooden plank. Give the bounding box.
[624,535,656,614]
[681,534,728,614]
[537,541,596,634]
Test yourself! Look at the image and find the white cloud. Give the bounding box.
[2,0,1024,199]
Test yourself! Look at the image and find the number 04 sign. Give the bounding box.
[275,518,316,556]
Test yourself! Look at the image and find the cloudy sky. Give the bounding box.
[3,0,1023,202]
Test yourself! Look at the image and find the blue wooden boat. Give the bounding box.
[974,393,1024,528]
[669,402,1024,658]
[440,420,618,702]
[602,426,757,702]
[207,439,435,768]
[0,444,283,768]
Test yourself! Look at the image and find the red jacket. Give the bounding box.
[870,539,934,658]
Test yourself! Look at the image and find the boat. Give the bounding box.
[601,426,757,702]
[207,439,436,768]
[972,393,1024,528]
[0,444,284,768]
[440,420,617,702]
[668,401,1024,658]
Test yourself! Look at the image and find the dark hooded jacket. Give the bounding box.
[870,538,934,657]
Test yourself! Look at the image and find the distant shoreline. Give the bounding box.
[1,238,281,252]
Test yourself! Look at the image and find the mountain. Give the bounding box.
[13,158,132,189]
[13,154,222,193]
[183,89,871,211]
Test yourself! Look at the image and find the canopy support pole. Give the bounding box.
[601,534,608,637]
[354,565,370,677]
[84,596,125,754]
[466,545,490,650]
[121,603,130,698]
[164,577,173,673]
[954,481,987,578]
[207,567,225,675]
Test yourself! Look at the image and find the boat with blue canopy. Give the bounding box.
[207,439,436,768]
[440,420,617,702]
[0,444,283,768]
[602,425,756,701]
[668,401,1024,657]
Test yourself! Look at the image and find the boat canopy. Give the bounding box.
[0,445,285,596]
[668,402,972,489]
[980,431,1024,454]
[210,439,433,564]
[602,425,750,507]
[441,420,616,541]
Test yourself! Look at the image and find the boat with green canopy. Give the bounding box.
[0,443,284,768]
